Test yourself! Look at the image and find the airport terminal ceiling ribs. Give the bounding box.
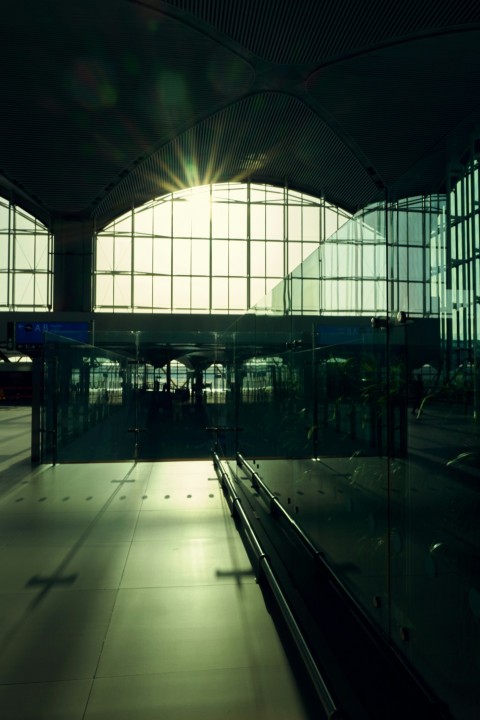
[0,0,480,230]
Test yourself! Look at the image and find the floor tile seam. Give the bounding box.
[126,536,244,544]
[90,487,154,680]
[136,502,223,509]
[115,580,255,591]
[0,678,94,688]
[0,541,135,549]
[93,659,275,682]
[90,660,290,684]
[116,582,258,593]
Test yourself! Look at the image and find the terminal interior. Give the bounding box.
[1,3,480,719]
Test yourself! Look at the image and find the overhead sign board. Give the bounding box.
[15,321,90,350]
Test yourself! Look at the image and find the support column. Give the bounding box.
[53,219,93,312]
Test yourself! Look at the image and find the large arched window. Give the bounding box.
[0,198,53,310]
[94,182,350,313]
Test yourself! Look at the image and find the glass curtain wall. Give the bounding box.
[0,198,53,310]
[255,195,445,317]
[94,182,349,314]
[444,150,480,418]
[218,184,479,720]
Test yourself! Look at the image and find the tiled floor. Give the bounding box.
[0,407,314,719]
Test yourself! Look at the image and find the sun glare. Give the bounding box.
[94,182,349,314]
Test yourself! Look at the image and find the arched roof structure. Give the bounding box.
[1,0,480,229]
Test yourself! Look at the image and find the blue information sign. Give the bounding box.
[15,321,90,347]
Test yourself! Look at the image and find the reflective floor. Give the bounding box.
[0,407,313,720]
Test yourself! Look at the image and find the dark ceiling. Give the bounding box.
[1,0,480,230]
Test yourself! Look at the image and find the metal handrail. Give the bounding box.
[237,452,323,559]
[213,451,341,720]
[236,452,384,621]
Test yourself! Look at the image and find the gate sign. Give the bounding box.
[15,321,90,348]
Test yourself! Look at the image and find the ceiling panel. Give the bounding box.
[0,0,479,228]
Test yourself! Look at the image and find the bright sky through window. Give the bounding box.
[94,182,349,314]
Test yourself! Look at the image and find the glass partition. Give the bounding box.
[216,185,479,720]
[41,329,230,463]
[42,332,133,463]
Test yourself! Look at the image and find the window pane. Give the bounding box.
[362,246,375,276]
[229,278,247,310]
[15,235,35,270]
[153,237,171,273]
[229,203,247,239]
[212,239,228,275]
[266,241,283,277]
[0,234,9,268]
[287,241,302,273]
[0,271,7,304]
[325,207,340,238]
[212,277,228,310]
[114,236,131,272]
[250,278,266,306]
[406,282,423,313]
[190,189,211,238]
[0,203,9,232]
[250,241,265,276]
[134,275,152,307]
[302,206,319,240]
[153,199,172,236]
[288,206,302,240]
[409,247,424,281]
[14,273,34,306]
[229,241,247,276]
[250,186,265,202]
[173,238,191,275]
[153,276,171,309]
[229,185,247,202]
[302,279,319,312]
[173,198,192,237]
[173,276,190,309]
[266,204,283,240]
[134,209,151,235]
[34,235,49,270]
[192,239,210,275]
[15,211,35,232]
[212,201,228,238]
[191,277,209,309]
[97,236,114,271]
[115,213,132,234]
[34,274,48,306]
[301,251,319,279]
[250,205,265,239]
[113,275,131,307]
[362,281,375,309]
[134,237,153,272]
[302,241,317,262]
[96,275,113,307]
[265,276,281,295]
